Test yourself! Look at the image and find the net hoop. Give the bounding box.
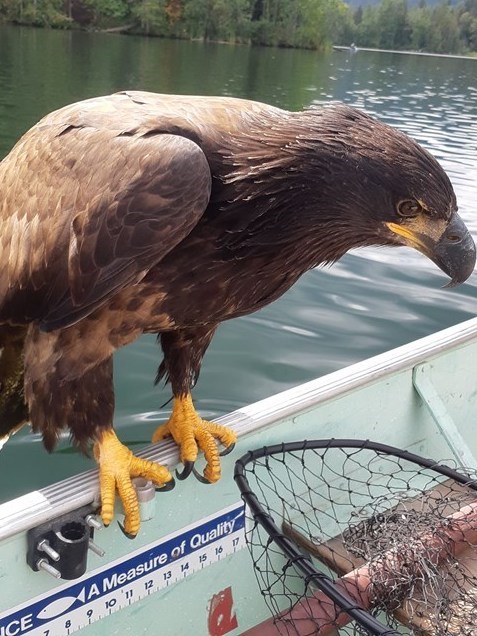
[234,438,477,635]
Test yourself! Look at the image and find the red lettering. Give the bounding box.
[208,586,238,636]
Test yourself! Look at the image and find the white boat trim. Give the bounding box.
[1,316,477,542]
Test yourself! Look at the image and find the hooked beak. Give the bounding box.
[386,212,476,287]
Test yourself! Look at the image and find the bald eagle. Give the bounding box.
[0,92,474,537]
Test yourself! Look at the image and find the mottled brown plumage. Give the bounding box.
[0,91,474,533]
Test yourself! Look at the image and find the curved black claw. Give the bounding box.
[192,466,212,484]
[219,443,236,457]
[176,461,194,481]
[155,477,176,492]
[117,521,137,540]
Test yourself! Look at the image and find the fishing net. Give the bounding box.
[234,439,477,635]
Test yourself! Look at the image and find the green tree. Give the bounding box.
[409,4,433,50]
[427,3,461,52]
[356,5,380,47]
[0,0,474,54]
[296,0,354,49]
[183,0,251,42]
[83,0,130,26]
[456,0,477,50]
[377,0,410,49]
[131,0,168,34]
[6,0,70,26]
[249,0,352,49]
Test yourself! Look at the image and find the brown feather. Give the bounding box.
[0,91,466,449]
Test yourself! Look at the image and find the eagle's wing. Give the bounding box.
[0,127,212,330]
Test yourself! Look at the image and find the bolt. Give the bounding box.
[37,558,61,579]
[37,539,60,562]
[85,514,102,530]
[88,539,105,557]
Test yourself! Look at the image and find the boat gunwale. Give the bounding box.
[1,316,477,542]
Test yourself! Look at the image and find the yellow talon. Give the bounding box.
[152,394,237,483]
[94,429,173,537]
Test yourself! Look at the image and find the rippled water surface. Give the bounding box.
[0,27,476,499]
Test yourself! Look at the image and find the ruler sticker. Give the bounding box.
[0,502,245,636]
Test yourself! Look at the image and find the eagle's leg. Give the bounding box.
[93,429,173,537]
[152,393,237,482]
[154,326,237,482]
[24,324,174,538]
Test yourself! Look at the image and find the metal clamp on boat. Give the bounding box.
[26,505,104,580]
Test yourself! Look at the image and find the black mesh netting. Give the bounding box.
[234,439,477,636]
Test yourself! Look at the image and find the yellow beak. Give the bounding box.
[385,222,429,254]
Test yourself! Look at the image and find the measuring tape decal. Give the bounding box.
[0,502,245,636]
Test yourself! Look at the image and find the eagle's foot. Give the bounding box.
[151,394,237,483]
[94,429,173,537]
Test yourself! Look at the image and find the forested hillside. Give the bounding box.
[0,0,476,54]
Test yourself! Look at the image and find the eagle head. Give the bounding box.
[299,104,476,286]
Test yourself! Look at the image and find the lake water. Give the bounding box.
[0,26,476,500]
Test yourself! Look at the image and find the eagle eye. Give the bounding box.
[397,200,422,218]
